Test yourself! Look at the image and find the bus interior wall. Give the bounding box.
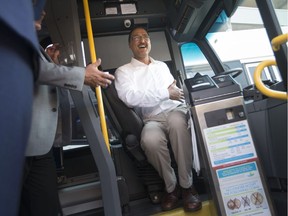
[37,0,287,215]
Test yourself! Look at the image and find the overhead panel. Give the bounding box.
[167,0,216,42]
[76,0,168,37]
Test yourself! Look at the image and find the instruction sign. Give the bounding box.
[203,120,257,168]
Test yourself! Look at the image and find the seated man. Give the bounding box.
[114,26,202,212]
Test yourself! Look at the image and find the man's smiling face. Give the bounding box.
[129,27,151,61]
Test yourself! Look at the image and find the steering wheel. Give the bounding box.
[214,68,243,78]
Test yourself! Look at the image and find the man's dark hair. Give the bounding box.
[128,26,149,43]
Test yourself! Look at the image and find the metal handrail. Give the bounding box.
[254,60,288,100]
[271,33,288,51]
[83,0,110,152]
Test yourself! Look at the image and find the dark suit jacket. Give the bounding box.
[0,2,46,215]
[0,0,39,56]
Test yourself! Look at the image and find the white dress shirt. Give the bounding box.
[115,57,182,119]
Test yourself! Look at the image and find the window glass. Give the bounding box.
[181,0,287,88]
[181,43,213,79]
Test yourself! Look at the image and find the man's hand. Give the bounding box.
[84,58,115,88]
[168,80,184,101]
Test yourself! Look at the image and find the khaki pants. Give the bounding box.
[141,105,193,193]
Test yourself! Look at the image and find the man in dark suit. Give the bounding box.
[0,1,46,216]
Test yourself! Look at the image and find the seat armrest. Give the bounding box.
[125,134,146,162]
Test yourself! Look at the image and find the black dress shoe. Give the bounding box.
[182,185,202,212]
[161,185,181,211]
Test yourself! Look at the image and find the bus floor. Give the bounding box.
[66,194,211,216]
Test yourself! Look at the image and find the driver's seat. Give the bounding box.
[102,81,165,203]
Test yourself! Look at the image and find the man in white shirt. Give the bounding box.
[115,26,202,212]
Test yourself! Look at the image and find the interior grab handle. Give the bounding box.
[83,0,110,152]
[254,60,288,100]
[271,33,288,51]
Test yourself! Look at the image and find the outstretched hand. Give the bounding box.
[168,80,184,101]
[84,58,115,88]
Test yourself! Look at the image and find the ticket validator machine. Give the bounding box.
[184,73,276,216]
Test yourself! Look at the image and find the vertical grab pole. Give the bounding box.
[82,0,110,153]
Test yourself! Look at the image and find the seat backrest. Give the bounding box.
[102,82,146,162]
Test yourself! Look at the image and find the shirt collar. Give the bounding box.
[130,57,155,66]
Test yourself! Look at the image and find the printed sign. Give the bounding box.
[217,162,272,215]
[203,120,257,168]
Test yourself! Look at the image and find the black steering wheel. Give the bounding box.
[214,68,243,78]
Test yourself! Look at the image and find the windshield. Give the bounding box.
[181,0,287,88]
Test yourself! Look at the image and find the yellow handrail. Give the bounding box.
[254,60,288,100]
[271,33,288,51]
[83,0,110,153]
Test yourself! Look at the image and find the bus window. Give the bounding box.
[180,0,287,89]
[180,43,213,78]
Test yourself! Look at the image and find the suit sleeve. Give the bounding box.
[38,60,85,91]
